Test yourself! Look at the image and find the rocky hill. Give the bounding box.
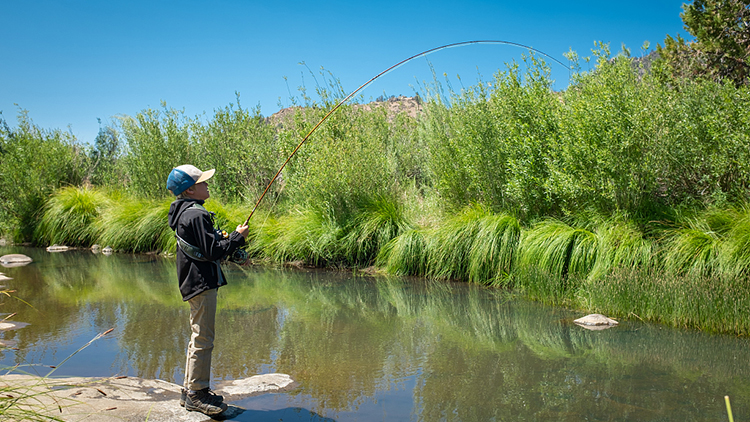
[267,95,422,128]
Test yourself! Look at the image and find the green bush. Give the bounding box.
[0,110,85,241]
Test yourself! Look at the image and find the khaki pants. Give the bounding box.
[183,288,217,391]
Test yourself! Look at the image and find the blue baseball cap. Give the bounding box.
[166,165,215,195]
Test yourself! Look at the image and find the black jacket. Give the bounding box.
[167,198,245,301]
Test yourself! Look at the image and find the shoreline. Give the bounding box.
[0,373,296,421]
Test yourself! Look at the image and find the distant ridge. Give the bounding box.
[267,95,422,128]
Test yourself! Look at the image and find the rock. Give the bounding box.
[217,373,297,397]
[92,244,101,253]
[0,374,296,421]
[574,314,619,331]
[102,246,113,255]
[46,245,70,252]
[0,321,29,331]
[0,238,6,246]
[0,254,33,268]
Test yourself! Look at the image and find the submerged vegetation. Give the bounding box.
[2,5,750,335]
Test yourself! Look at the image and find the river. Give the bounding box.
[0,247,748,421]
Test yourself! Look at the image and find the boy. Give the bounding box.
[166,164,249,416]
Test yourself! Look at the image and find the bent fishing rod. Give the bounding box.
[243,40,571,226]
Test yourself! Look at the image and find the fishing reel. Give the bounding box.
[213,227,249,265]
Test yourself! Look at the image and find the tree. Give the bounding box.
[656,0,750,85]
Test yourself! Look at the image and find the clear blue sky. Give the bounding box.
[1,1,688,144]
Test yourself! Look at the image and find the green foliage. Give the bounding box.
[553,50,664,214]
[191,95,279,202]
[118,104,193,198]
[581,268,750,335]
[656,0,750,85]
[376,228,429,276]
[94,195,175,253]
[339,195,413,266]
[422,55,560,217]
[0,110,85,241]
[256,206,343,266]
[34,186,110,246]
[588,216,654,281]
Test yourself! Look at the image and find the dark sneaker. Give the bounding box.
[185,388,227,416]
[181,388,223,407]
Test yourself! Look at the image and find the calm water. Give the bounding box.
[0,246,748,421]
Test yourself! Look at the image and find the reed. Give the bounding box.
[719,204,750,277]
[581,267,750,335]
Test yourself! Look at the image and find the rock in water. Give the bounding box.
[0,254,32,268]
[0,321,29,331]
[46,245,70,252]
[217,373,296,396]
[574,314,619,331]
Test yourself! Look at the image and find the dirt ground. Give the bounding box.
[0,373,296,421]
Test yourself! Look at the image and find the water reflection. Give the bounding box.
[0,247,748,421]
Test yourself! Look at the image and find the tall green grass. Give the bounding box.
[587,216,654,281]
[34,186,110,246]
[339,195,412,266]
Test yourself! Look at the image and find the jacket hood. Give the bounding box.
[168,199,204,230]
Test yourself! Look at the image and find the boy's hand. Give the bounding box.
[236,224,249,239]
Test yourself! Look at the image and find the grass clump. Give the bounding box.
[588,216,654,281]
[34,186,110,246]
[256,207,342,266]
[339,195,413,267]
[95,196,175,253]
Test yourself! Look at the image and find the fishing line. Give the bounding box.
[244,40,571,226]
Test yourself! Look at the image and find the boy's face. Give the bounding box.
[186,181,210,200]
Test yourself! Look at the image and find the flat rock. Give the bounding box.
[0,254,33,268]
[0,321,30,331]
[0,373,296,421]
[574,314,619,331]
[217,373,297,396]
[47,245,70,252]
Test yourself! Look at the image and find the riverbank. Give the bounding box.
[0,373,296,421]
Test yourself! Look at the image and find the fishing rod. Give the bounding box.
[243,40,571,226]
